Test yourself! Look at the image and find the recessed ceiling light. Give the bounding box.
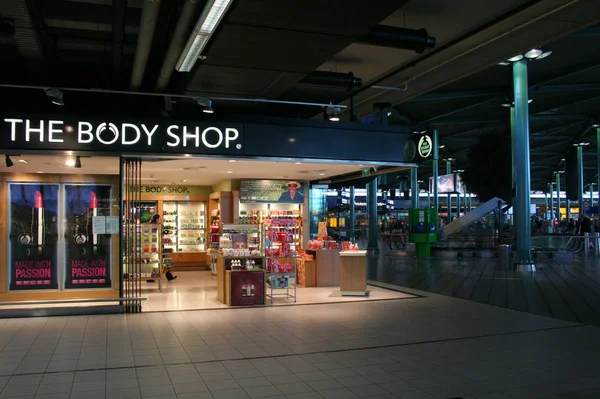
[18,159,27,164]
[66,159,75,167]
[228,160,236,163]
[183,180,187,182]
[184,154,191,157]
[319,173,325,176]
[66,151,73,155]
[507,54,524,62]
[358,164,364,167]
[37,171,43,173]
[289,138,296,143]
[227,171,233,174]
[295,162,302,165]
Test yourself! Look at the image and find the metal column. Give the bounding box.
[578,145,584,217]
[512,60,534,267]
[349,186,355,242]
[446,160,451,221]
[410,168,419,209]
[548,183,554,220]
[456,185,461,219]
[556,172,561,222]
[463,185,467,214]
[567,199,571,221]
[367,177,379,251]
[598,127,600,208]
[544,193,549,220]
[433,130,439,225]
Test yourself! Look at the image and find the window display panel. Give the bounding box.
[8,183,59,290]
[64,184,113,288]
[163,201,206,252]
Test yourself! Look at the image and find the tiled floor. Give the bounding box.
[142,271,414,311]
[366,252,600,326]
[1,287,600,398]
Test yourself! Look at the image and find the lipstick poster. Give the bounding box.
[64,185,113,289]
[9,184,59,290]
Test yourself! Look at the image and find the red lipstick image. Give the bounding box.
[90,192,98,246]
[34,191,44,247]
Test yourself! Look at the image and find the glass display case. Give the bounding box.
[163,201,206,252]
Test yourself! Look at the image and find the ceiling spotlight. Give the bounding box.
[5,155,13,167]
[497,61,510,66]
[66,159,75,167]
[326,105,341,122]
[592,123,600,128]
[438,144,446,149]
[535,50,552,60]
[18,159,27,164]
[444,157,455,161]
[525,48,543,59]
[454,169,465,173]
[45,88,64,106]
[295,162,302,165]
[319,173,326,176]
[226,171,233,174]
[507,54,524,62]
[197,98,214,114]
[501,101,512,108]
[228,160,236,163]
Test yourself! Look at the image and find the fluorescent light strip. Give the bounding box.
[176,0,234,72]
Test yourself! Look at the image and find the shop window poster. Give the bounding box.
[64,185,113,289]
[9,184,59,290]
[240,180,305,204]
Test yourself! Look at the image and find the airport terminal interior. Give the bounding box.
[1,0,600,398]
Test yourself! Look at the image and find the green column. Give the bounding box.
[367,177,379,251]
[512,60,533,266]
[456,183,461,219]
[544,193,549,220]
[349,186,355,242]
[410,168,419,209]
[577,145,584,216]
[549,183,554,220]
[597,128,600,208]
[556,172,561,222]
[446,160,451,221]
[433,130,440,226]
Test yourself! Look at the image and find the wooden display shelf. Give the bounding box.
[305,249,340,287]
[339,251,368,296]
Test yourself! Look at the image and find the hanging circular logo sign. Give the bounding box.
[417,135,433,158]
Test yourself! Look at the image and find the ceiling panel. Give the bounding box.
[4,155,370,186]
[205,25,353,73]
[226,0,406,37]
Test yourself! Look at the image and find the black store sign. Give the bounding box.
[1,114,409,163]
[2,116,243,155]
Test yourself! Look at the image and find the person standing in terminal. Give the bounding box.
[278,181,304,203]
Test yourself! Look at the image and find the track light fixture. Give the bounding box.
[499,48,552,66]
[75,156,81,168]
[196,98,214,114]
[45,88,64,106]
[326,105,341,122]
[5,155,13,167]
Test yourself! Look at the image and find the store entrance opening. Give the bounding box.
[133,156,413,311]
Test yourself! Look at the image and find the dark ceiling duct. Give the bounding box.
[360,25,436,53]
[300,71,362,89]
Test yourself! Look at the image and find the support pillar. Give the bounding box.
[512,60,534,268]
[432,130,439,226]
[367,177,378,251]
[556,172,561,222]
[597,127,600,209]
[463,184,467,214]
[544,193,549,220]
[549,183,554,221]
[349,186,355,242]
[446,160,452,221]
[567,199,571,221]
[410,168,419,209]
[577,145,584,217]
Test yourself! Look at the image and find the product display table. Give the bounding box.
[339,250,368,296]
[217,255,264,303]
[305,249,340,286]
[225,270,265,306]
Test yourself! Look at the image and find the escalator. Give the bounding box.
[437,197,506,241]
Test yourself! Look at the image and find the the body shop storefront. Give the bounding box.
[0,113,413,314]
